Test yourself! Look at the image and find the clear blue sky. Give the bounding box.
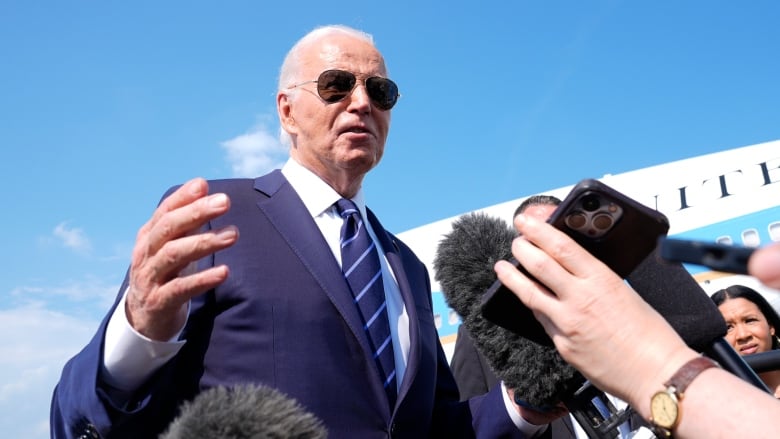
[1,1,779,436]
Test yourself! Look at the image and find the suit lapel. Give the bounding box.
[366,208,421,405]
[253,172,373,356]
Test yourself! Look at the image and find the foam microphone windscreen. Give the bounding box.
[160,384,327,439]
[627,248,727,352]
[434,212,583,408]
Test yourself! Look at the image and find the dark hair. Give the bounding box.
[712,284,780,349]
[513,195,562,218]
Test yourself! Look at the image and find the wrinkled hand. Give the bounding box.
[494,214,693,407]
[126,178,239,341]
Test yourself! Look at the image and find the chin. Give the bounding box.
[346,149,380,169]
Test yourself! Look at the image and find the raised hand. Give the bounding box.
[126,178,239,341]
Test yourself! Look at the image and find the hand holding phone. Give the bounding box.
[481,179,670,345]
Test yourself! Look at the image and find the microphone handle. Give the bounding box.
[703,338,771,393]
[743,350,780,374]
[565,381,633,439]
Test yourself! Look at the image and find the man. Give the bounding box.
[51,25,549,438]
[450,195,578,438]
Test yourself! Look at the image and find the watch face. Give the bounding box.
[651,391,679,429]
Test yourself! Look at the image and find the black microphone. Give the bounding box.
[627,251,727,351]
[159,384,328,439]
[629,251,769,391]
[433,212,584,409]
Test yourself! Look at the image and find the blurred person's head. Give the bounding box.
[514,195,561,222]
[712,284,780,354]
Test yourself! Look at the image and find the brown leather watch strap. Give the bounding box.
[665,356,719,395]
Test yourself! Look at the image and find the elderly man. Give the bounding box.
[51,25,548,438]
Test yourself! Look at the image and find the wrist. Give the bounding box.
[648,355,720,437]
[633,348,699,418]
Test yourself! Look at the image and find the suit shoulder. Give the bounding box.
[204,178,257,194]
[159,178,255,197]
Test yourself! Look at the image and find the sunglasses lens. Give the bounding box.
[317,70,356,103]
[366,77,399,110]
[314,70,399,110]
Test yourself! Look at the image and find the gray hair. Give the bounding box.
[277,25,376,147]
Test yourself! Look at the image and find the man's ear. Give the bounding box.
[277,92,297,134]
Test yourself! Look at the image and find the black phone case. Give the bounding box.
[480,178,670,345]
[658,238,754,275]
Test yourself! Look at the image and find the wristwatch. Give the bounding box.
[650,356,719,437]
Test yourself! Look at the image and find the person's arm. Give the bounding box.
[51,179,239,438]
[101,178,235,395]
[495,213,780,438]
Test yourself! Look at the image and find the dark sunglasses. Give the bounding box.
[289,69,400,111]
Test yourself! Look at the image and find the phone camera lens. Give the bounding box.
[581,194,600,212]
[565,212,588,229]
[592,213,613,230]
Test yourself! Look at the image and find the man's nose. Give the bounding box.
[347,83,372,112]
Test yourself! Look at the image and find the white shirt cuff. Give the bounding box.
[101,287,187,391]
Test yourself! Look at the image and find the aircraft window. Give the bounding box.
[449,310,460,326]
[434,313,441,329]
[769,222,780,242]
[716,236,733,245]
[742,228,760,247]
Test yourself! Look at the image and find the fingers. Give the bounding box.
[152,178,210,224]
[135,225,238,291]
[127,178,239,340]
[749,242,780,289]
[133,179,233,284]
[143,192,232,258]
[494,257,559,326]
[128,224,238,340]
[145,263,231,313]
[137,178,208,238]
[127,264,231,341]
[511,214,616,297]
[494,215,579,329]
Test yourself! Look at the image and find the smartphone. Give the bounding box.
[657,237,754,275]
[480,178,671,346]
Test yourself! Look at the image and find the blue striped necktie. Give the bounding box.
[335,198,397,406]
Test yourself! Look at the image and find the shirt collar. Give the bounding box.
[281,158,368,218]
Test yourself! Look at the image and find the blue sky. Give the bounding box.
[2,1,779,436]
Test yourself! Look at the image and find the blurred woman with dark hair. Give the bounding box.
[712,284,780,396]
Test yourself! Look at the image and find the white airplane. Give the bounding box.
[396,139,780,358]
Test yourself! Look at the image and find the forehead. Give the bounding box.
[719,297,764,317]
[300,34,386,76]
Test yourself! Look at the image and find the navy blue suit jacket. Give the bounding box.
[51,171,526,438]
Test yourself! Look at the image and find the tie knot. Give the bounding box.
[335,198,359,219]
